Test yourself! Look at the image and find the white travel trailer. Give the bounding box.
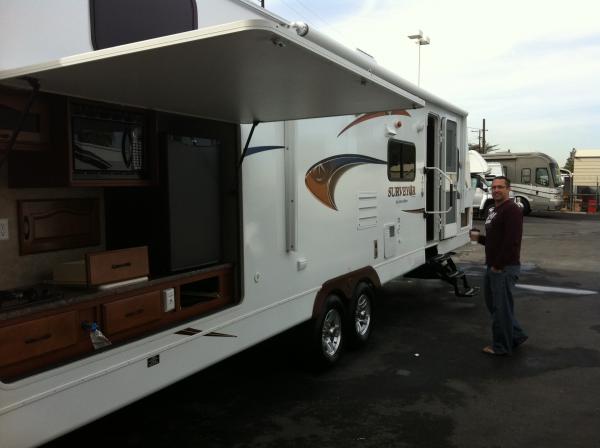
[0,1,475,446]
[482,151,563,214]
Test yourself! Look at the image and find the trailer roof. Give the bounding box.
[482,151,558,163]
[575,149,600,158]
[0,19,424,124]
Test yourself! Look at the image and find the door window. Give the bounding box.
[445,120,457,172]
[521,168,531,183]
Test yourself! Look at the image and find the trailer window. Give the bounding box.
[521,168,531,184]
[388,140,416,181]
[445,120,457,172]
[536,168,550,186]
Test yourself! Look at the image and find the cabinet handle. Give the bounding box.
[23,216,31,240]
[125,308,144,318]
[25,333,52,344]
[111,262,131,270]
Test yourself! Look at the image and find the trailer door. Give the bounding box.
[440,118,459,239]
[425,115,459,241]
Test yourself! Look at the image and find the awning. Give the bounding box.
[0,19,424,124]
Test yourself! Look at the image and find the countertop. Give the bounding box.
[0,263,232,322]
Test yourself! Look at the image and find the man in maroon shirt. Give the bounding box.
[470,176,528,355]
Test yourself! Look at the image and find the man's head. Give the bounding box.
[491,176,510,204]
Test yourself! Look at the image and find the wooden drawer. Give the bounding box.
[103,291,162,335]
[0,311,79,366]
[87,246,149,285]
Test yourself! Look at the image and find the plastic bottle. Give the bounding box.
[87,322,112,349]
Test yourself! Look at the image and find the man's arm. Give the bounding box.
[497,205,523,269]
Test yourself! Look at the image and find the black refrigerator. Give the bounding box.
[105,134,221,276]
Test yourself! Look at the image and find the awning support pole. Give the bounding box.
[239,120,261,166]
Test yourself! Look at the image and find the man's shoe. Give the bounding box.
[513,336,528,348]
[482,345,508,356]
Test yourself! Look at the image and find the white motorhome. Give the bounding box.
[482,151,563,214]
[0,1,475,446]
[468,150,520,218]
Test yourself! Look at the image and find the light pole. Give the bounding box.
[408,30,430,87]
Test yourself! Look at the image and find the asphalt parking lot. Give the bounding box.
[45,212,600,448]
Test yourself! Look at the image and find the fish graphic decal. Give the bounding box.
[305,154,386,210]
[337,109,411,137]
[306,110,419,211]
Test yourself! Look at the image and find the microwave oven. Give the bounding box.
[70,102,149,180]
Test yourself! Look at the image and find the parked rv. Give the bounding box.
[0,1,476,446]
[482,151,563,214]
[468,150,519,218]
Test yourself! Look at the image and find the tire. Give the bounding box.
[346,282,374,348]
[519,198,531,215]
[312,295,345,367]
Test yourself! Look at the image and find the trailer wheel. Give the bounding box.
[312,295,345,366]
[346,282,374,348]
[519,197,531,215]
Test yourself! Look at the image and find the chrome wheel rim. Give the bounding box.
[354,294,372,337]
[321,308,342,357]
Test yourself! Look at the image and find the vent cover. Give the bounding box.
[357,192,378,229]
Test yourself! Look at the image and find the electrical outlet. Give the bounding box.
[162,288,175,312]
[0,219,8,241]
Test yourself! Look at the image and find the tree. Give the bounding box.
[468,142,499,154]
[563,148,576,172]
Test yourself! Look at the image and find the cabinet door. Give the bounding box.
[103,291,162,335]
[18,198,101,255]
[0,311,79,366]
[0,87,51,151]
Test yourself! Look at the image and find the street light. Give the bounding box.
[408,30,430,87]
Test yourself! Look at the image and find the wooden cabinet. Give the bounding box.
[0,86,52,152]
[18,198,101,255]
[2,87,156,188]
[5,90,70,188]
[0,264,234,382]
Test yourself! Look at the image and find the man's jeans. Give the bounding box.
[483,265,527,354]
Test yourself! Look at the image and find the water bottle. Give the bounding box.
[84,322,112,350]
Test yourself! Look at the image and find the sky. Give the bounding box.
[260,0,600,166]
